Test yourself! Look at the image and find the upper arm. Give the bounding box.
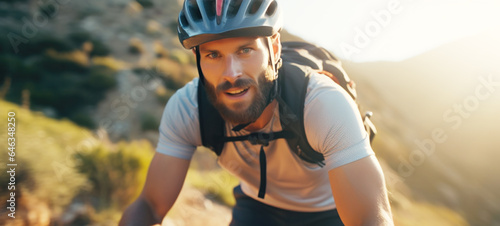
[328,155,393,226]
[142,152,191,219]
[156,79,201,159]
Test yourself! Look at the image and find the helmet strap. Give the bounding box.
[265,36,281,106]
[195,46,206,85]
[267,36,282,79]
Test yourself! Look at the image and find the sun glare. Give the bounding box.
[282,0,500,62]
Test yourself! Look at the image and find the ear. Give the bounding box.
[192,49,196,55]
[271,32,281,63]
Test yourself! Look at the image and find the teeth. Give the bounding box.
[227,88,246,95]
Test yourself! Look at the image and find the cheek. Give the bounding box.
[200,62,221,84]
[244,53,268,78]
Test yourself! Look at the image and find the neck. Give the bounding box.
[244,100,277,131]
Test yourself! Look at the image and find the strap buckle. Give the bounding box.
[248,132,273,146]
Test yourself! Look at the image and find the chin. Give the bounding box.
[226,100,251,112]
[220,101,262,125]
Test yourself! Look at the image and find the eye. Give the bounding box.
[239,48,252,55]
[206,52,220,59]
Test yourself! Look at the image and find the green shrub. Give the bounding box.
[0,0,30,3]
[8,58,117,129]
[136,0,154,8]
[0,54,24,79]
[67,30,93,46]
[0,27,115,130]
[69,111,96,129]
[68,30,112,57]
[0,100,90,216]
[34,54,88,73]
[0,26,15,54]
[140,112,160,131]
[0,8,30,21]
[38,2,59,19]
[0,101,154,224]
[132,67,148,75]
[84,65,117,91]
[128,38,145,55]
[73,141,154,208]
[90,39,111,57]
[20,34,75,57]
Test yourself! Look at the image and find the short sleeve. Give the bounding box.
[303,73,374,171]
[156,79,202,160]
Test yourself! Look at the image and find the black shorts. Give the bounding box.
[230,185,344,226]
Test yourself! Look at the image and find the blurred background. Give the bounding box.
[0,0,499,225]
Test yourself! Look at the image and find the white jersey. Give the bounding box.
[156,72,374,212]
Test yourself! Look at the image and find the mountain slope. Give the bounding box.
[342,29,500,225]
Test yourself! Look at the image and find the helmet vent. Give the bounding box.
[202,0,216,20]
[266,1,277,16]
[247,0,264,15]
[227,0,243,18]
[188,1,203,21]
[179,12,189,28]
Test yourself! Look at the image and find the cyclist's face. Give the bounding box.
[199,36,274,124]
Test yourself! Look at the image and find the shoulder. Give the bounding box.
[156,78,202,158]
[305,72,355,109]
[165,78,199,112]
[303,71,368,152]
[161,78,200,128]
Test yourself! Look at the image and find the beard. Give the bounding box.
[204,65,275,125]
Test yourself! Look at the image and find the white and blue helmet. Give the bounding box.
[178,0,283,49]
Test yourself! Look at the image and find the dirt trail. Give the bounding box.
[164,184,232,226]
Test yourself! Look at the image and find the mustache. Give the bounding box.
[217,78,256,92]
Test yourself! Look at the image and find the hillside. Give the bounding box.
[343,29,500,225]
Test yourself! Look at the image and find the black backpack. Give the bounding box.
[197,41,377,167]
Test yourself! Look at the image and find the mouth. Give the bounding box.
[224,87,249,97]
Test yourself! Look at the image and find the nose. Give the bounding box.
[222,55,242,83]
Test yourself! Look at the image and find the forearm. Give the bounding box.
[359,207,393,226]
[119,197,163,226]
[329,156,394,226]
[345,186,393,226]
[119,153,190,226]
[338,194,393,226]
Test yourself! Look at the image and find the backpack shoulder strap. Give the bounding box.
[197,79,225,155]
[278,62,325,166]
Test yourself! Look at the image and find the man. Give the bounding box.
[120,0,393,225]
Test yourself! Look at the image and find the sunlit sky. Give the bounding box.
[281,0,500,62]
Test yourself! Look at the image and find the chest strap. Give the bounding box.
[222,130,294,199]
[222,131,295,146]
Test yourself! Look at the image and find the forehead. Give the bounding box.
[199,36,265,51]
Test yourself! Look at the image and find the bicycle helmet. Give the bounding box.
[178,0,283,49]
